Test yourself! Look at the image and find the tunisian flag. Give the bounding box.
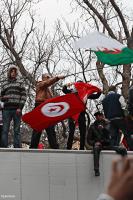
[72,82,101,122]
[22,93,85,132]
[74,82,101,103]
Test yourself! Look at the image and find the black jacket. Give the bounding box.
[128,86,133,115]
[102,92,124,119]
[87,119,111,146]
[62,85,101,99]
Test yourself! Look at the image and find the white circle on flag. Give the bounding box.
[41,102,70,117]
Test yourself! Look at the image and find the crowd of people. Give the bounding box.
[0,65,133,177]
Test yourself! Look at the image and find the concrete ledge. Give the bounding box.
[0,149,132,200]
[0,148,132,154]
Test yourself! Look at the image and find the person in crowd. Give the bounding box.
[62,81,101,150]
[96,157,133,200]
[30,73,65,149]
[102,85,127,146]
[87,111,127,176]
[122,115,133,151]
[0,100,4,146]
[128,84,133,116]
[120,85,133,150]
[1,65,27,148]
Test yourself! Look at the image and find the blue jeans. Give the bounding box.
[1,109,21,148]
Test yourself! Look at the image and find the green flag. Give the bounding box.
[74,32,133,66]
[95,47,133,65]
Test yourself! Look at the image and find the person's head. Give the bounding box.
[42,73,51,81]
[77,80,83,83]
[94,111,104,121]
[7,65,18,79]
[108,85,117,92]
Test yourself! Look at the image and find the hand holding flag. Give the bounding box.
[22,93,85,132]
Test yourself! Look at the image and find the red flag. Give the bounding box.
[72,82,101,122]
[22,93,85,132]
[74,82,101,103]
[38,143,44,149]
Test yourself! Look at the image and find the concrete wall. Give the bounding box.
[0,149,131,200]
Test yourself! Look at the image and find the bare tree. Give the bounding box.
[71,0,133,99]
[0,0,69,146]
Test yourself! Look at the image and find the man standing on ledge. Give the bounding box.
[102,85,127,146]
[1,65,27,148]
[30,73,65,149]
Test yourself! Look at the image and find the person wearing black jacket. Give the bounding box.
[62,82,101,150]
[102,85,127,146]
[87,112,127,176]
[128,85,133,116]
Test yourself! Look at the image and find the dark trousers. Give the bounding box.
[110,118,127,146]
[0,125,3,147]
[67,111,86,150]
[122,117,133,151]
[125,135,133,151]
[30,102,59,149]
[93,144,127,171]
[30,125,59,149]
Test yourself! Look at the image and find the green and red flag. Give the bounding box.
[74,31,133,66]
[95,47,133,65]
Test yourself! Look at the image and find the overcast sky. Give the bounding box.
[35,0,133,31]
[35,0,83,31]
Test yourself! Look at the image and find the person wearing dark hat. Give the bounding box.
[87,112,127,176]
[94,111,104,118]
